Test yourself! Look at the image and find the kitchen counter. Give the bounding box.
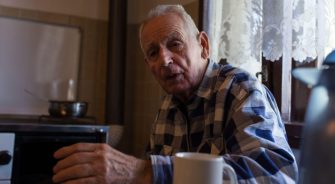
[0,114,105,135]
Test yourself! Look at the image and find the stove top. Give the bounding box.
[38,115,97,125]
[0,114,97,125]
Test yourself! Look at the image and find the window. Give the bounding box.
[200,0,335,148]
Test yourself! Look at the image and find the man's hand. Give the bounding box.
[52,143,152,184]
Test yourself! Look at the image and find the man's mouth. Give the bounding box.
[161,65,184,82]
[165,73,182,81]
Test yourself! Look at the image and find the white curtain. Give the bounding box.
[203,0,335,75]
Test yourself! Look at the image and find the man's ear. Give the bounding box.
[198,31,210,59]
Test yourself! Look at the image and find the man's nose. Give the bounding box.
[158,47,173,67]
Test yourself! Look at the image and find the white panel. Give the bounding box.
[0,17,81,115]
[0,181,10,184]
[0,0,109,20]
[0,133,15,181]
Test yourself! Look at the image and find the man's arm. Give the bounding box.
[220,80,298,183]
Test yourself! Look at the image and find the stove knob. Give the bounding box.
[0,150,12,165]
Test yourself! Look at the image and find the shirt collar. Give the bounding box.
[195,59,220,100]
[163,59,220,109]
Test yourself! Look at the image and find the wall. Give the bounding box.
[122,0,200,157]
[0,0,108,20]
[0,2,109,123]
[0,17,81,115]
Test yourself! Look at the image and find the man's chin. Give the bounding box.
[163,86,188,96]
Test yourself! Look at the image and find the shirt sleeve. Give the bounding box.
[150,155,173,184]
[221,78,298,184]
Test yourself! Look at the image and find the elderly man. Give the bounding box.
[52,4,298,184]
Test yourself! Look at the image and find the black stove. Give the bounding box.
[0,114,109,184]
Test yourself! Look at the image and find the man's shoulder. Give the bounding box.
[211,61,263,97]
[214,62,257,85]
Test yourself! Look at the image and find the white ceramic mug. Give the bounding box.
[173,152,238,184]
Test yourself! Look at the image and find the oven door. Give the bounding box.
[11,131,107,184]
[0,133,15,184]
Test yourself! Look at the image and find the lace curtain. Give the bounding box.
[203,0,335,75]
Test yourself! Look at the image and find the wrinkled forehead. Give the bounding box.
[140,14,187,48]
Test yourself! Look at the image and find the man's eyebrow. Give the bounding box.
[144,31,184,50]
[167,31,183,40]
[145,43,157,51]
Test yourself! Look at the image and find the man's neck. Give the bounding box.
[175,92,195,104]
[175,59,209,104]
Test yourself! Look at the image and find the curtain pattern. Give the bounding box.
[204,0,335,75]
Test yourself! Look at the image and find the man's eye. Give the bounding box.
[147,50,158,60]
[168,41,183,50]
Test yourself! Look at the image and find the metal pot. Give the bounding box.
[48,100,88,118]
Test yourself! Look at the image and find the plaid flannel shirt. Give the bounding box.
[147,60,298,184]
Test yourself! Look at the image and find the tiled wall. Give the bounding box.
[0,5,108,123]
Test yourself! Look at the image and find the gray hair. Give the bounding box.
[139,4,200,50]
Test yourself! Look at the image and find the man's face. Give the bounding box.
[140,13,208,100]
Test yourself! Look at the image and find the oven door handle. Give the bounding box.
[0,150,12,165]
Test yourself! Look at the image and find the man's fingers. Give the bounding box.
[54,143,101,159]
[53,151,97,173]
[52,163,94,183]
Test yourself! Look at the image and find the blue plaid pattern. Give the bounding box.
[148,60,298,184]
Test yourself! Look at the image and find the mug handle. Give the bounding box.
[222,163,238,184]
